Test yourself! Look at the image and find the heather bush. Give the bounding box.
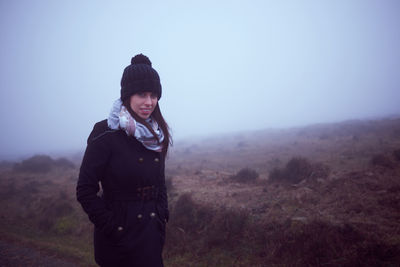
[164,194,399,266]
[13,155,75,173]
[0,160,14,169]
[54,157,75,169]
[310,162,331,179]
[393,149,400,161]
[370,154,394,169]
[257,220,399,266]
[52,215,78,235]
[169,193,212,234]
[34,197,76,233]
[205,208,248,249]
[230,167,259,183]
[13,155,54,173]
[36,197,74,219]
[285,157,313,181]
[0,182,17,201]
[269,157,330,184]
[268,168,284,182]
[166,193,249,255]
[269,157,313,184]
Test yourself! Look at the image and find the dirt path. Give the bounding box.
[0,238,79,267]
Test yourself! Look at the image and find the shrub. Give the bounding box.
[170,193,212,233]
[52,215,78,235]
[166,193,250,255]
[205,208,249,249]
[165,198,400,266]
[12,155,75,173]
[285,157,313,182]
[37,197,74,219]
[0,182,17,200]
[259,220,399,266]
[370,154,394,169]
[35,199,75,232]
[54,157,75,169]
[38,217,55,231]
[310,162,331,179]
[0,160,14,169]
[13,155,54,173]
[268,157,330,184]
[230,167,259,183]
[269,157,313,184]
[269,168,284,181]
[393,149,400,161]
[20,181,40,195]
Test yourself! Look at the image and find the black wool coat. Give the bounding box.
[76,120,168,267]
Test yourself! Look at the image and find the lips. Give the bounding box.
[140,108,153,115]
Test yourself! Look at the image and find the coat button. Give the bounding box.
[138,157,144,162]
[117,226,123,231]
[137,214,143,219]
[154,158,159,162]
[150,212,156,218]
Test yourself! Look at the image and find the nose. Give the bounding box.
[144,95,152,106]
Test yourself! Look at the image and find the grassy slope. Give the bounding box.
[0,117,399,266]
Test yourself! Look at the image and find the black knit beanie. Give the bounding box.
[120,54,162,101]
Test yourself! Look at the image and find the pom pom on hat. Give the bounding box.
[131,54,152,66]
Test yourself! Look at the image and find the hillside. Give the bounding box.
[0,117,399,266]
[164,117,400,265]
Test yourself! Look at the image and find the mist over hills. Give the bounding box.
[1,115,400,265]
[2,115,400,164]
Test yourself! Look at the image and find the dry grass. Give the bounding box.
[230,167,259,183]
[0,165,94,266]
[1,117,400,266]
[163,117,400,265]
[13,155,74,173]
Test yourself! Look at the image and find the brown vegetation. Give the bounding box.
[1,117,400,266]
[393,149,400,161]
[0,163,93,265]
[230,167,259,183]
[370,153,395,169]
[13,155,74,173]
[164,191,400,266]
[269,157,311,183]
[269,156,331,184]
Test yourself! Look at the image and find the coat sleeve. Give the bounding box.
[158,155,169,222]
[76,123,114,235]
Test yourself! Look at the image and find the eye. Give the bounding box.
[151,93,158,99]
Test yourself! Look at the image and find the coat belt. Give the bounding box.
[103,186,159,201]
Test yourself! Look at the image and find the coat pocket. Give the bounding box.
[107,202,128,244]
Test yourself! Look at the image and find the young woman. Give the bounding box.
[77,54,171,267]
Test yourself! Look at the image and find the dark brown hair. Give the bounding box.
[122,99,172,157]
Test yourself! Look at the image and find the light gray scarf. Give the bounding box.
[107,99,164,152]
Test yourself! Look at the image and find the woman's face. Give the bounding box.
[129,92,158,119]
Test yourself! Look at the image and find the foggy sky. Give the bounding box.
[1,0,400,159]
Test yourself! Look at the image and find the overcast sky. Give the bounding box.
[1,0,399,159]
